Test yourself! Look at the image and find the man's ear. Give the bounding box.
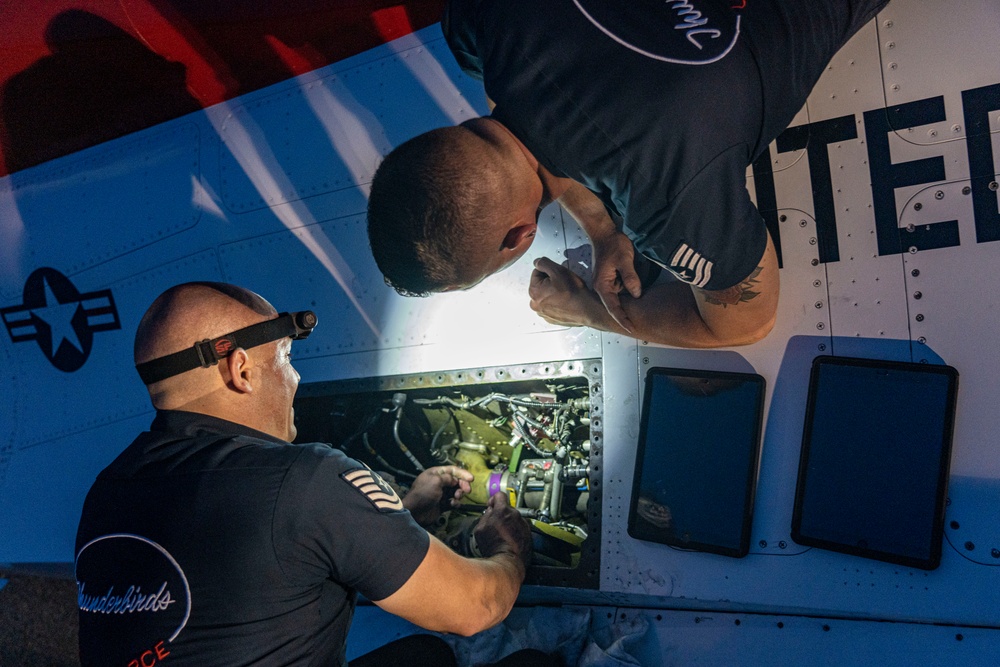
[223,348,253,394]
[500,222,537,251]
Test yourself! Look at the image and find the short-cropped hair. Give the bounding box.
[367,128,498,296]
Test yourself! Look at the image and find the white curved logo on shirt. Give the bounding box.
[573,0,741,65]
[76,533,192,642]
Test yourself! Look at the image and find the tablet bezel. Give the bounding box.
[627,366,766,558]
[791,355,959,570]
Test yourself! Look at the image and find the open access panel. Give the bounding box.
[293,359,603,588]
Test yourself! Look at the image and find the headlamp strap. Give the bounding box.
[135,311,314,385]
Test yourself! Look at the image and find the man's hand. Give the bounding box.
[551,179,642,332]
[403,465,474,527]
[473,493,532,572]
[529,257,614,329]
[589,229,643,332]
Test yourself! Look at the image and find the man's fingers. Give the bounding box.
[596,288,634,333]
[448,466,474,482]
[533,256,560,273]
[620,265,643,299]
[528,270,548,299]
[529,257,561,296]
[432,465,472,481]
[530,257,572,303]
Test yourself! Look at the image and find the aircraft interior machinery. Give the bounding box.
[294,359,602,588]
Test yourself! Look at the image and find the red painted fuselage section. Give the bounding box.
[0,0,445,176]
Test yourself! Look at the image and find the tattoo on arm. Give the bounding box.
[702,266,763,307]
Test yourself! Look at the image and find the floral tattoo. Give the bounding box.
[702,266,763,307]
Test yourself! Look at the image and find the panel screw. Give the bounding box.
[913,291,922,299]
[915,314,925,322]
[918,337,927,344]
[888,61,898,70]
[816,322,826,330]
[935,190,945,200]
[779,541,787,549]
[908,246,918,254]
[884,19,893,28]
[913,202,923,211]
[962,186,972,195]
[886,41,895,49]
[811,259,820,266]
[990,181,999,191]
[992,548,1000,558]
[809,237,817,245]
[911,269,920,277]
[799,219,808,227]
[906,224,915,232]
[965,541,975,551]
[815,301,824,309]
[813,280,822,287]
[779,214,788,222]
[818,344,827,351]
[952,124,962,133]
[928,129,938,138]
[642,357,649,365]
[759,540,768,548]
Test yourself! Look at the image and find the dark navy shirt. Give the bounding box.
[445,0,886,289]
[76,410,429,667]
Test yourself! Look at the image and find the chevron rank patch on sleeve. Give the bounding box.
[341,466,404,512]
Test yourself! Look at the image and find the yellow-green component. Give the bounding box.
[529,519,586,546]
[509,442,523,472]
[455,450,492,504]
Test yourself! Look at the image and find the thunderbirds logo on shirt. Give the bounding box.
[573,0,742,65]
[76,533,191,664]
[342,465,404,511]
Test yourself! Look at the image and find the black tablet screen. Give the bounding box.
[793,356,958,569]
[629,368,765,557]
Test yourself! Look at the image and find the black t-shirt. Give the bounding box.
[445,0,886,289]
[75,410,429,667]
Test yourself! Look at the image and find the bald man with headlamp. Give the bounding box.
[76,281,533,667]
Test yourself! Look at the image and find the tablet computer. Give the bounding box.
[628,367,766,558]
[791,356,959,570]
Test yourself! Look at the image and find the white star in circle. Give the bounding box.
[30,277,84,355]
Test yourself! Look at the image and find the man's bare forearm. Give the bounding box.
[579,280,745,348]
[581,233,780,347]
[465,550,525,634]
[374,536,525,637]
[556,180,617,241]
[624,278,774,348]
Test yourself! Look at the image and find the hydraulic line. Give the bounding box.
[361,433,415,481]
[392,405,425,472]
